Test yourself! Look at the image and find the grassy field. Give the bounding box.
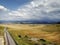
[0,25,4,45]
[1,24,60,45]
[0,25,4,36]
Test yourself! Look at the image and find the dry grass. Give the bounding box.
[0,24,60,45]
[0,25,4,36]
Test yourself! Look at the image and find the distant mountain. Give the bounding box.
[0,20,60,24]
[56,22,60,24]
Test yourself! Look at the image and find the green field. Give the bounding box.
[1,24,60,45]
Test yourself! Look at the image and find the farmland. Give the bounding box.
[0,24,60,45]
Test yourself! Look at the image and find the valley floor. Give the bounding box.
[0,24,60,45]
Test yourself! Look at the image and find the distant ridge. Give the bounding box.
[0,20,60,24]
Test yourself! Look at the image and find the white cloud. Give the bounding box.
[0,5,10,20]
[8,0,60,21]
[0,0,60,21]
[0,5,8,11]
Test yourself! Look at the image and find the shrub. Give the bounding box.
[18,35,21,38]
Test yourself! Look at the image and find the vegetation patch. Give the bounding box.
[0,26,4,36]
[4,24,60,45]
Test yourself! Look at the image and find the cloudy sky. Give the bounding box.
[0,0,60,22]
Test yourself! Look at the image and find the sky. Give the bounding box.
[0,0,60,22]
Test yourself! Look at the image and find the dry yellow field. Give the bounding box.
[0,24,60,45]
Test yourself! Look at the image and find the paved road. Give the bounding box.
[4,27,16,45]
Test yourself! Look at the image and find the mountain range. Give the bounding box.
[0,20,60,24]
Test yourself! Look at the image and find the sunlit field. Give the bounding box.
[0,26,4,36]
[0,24,60,45]
[0,25,4,45]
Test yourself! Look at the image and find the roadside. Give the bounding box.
[0,36,4,45]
